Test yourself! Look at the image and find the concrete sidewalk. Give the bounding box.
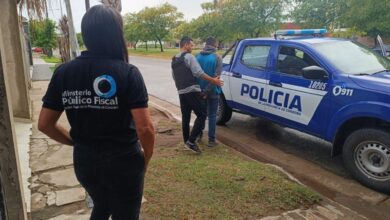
[29,81,90,220]
[32,57,56,81]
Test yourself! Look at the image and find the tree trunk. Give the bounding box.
[64,0,80,58]
[218,40,223,50]
[134,41,138,50]
[85,0,90,11]
[101,0,122,12]
[145,41,148,51]
[158,38,164,52]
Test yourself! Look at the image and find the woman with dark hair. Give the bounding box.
[38,5,154,220]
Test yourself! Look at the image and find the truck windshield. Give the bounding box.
[314,41,390,75]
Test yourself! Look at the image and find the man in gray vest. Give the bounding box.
[172,36,223,153]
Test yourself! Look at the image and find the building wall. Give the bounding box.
[0,179,5,220]
[355,36,390,47]
[0,0,31,119]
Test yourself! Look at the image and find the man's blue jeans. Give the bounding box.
[207,96,219,142]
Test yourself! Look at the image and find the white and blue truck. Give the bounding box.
[218,29,390,193]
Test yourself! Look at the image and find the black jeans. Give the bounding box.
[73,142,145,220]
[179,92,207,143]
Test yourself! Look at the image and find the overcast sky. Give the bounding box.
[45,0,211,32]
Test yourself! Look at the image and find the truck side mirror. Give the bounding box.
[302,66,329,81]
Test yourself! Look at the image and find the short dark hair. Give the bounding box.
[81,5,128,62]
[180,36,193,48]
[205,37,217,47]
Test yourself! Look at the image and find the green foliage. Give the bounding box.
[41,55,61,64]
[290,0,347,30]
[290,0,390,37]
[189,4,231,44]
[124,0,390,50]
[343,0,390,37]
[173,0,287,48]
[30,19,57,55]
[331,27,366,39]
[29,20,44,46]
[220,0,286,38]
[76,33,84,48]
[171,21,196,41]
[124,13,147,49]
[124,3,183,52]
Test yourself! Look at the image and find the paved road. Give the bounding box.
[130,56,179,106]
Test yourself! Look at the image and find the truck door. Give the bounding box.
[229,42,273,114]
[268,45,331,134]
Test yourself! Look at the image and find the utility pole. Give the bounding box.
[45,3,49,19]
[59,0,64,16]
[64,0,80,59]
[85,0,90,11]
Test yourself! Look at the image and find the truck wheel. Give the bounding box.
[343,128,390,193]
[216,95,232,125]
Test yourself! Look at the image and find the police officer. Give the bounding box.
[38,5,154,220]
[172,36,223,153]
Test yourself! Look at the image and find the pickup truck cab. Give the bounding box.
[218,29,390,193]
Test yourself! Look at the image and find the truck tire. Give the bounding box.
[216,95,232,125]
[343,128,390,193]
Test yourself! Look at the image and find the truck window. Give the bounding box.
[241,45,271,70]
[277,46,319,76]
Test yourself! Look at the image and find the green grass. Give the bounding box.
[129,48,225,60]
[49,66,56,73]
[41,55,61,64]
[142,141,321,219]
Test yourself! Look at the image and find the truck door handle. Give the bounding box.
[269,81,282,87]
[232,72,242,78]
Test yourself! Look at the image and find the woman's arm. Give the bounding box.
[131,107,155,171]
[38,107,73,146]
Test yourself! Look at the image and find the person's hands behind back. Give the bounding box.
[212,77,224,87]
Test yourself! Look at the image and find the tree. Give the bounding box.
[19,0,47,19]
[58,16,71,63]
[138,3,183,52]
[30,19,57,56]
[331,27,366,39]
[124,13,148,50]
[76,33,84,48]
[220,0,287,38]
[101,0,122,12]
[343,0,390,37]
[189,2,233,47]
[290,0,347,30]
[171,21,197,41]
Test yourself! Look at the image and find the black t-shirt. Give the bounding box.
[42,51,148,147]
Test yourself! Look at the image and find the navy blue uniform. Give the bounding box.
[43,51,148,219]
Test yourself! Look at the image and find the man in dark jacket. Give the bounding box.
[172,36,223,153]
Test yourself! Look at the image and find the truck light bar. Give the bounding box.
[275,29,327,37]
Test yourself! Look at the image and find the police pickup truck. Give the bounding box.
[217,29,390,193]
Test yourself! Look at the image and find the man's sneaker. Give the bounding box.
[185,141,202,153]
[207,140,218,147]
